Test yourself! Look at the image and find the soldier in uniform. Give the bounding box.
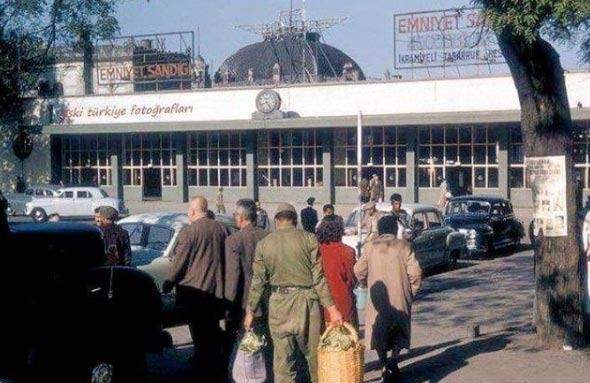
[244,202,343,383]
[216,187,226,214]
[97,206,131,266]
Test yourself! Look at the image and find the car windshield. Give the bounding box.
[145,225,174,252]
[120,223,144,246]
[446,200,491,215]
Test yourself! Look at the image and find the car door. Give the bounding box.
[425,209,449,267]
[56,190,75,216]
[410,211,432,269]
[74,190,94,217]
[490,201,511,248]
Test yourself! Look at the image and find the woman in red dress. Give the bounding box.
[316,217,358,328]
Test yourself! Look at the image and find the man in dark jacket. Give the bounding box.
[97,206,131,266]
[162,196,228,381]
[300,196,318,233]
[225,199,269,328]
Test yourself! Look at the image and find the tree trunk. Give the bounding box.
[497,31,586,348]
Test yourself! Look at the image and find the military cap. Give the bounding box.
[98,206,119,221]
[276,202,297,215]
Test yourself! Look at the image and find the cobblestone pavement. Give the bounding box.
[146,249,590,383]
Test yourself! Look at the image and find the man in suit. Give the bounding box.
[300,197,318,233]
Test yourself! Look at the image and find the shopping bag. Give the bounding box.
[318,322,364,383]
[231,330,268,383]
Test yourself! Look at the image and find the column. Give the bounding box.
[405,128,418,203]
[175,133,188,203]
[498,125,509,199]
[320,128,334,203]
[110,135,123,200]
[246,131,257,200]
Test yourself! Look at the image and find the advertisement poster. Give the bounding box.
[526,156,568,237]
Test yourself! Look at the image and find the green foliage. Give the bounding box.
[0,0,121,123]
[239,330,267,353]
[473,0,590,62]
[319,326,356,351]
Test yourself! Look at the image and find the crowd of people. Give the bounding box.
[155,192,421,383]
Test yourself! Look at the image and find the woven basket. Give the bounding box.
[318,322,364,383]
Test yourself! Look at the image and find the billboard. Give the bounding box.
[393,8,505,70]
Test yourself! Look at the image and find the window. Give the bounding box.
[334,127,407,187]
[509,127,527,188]
[418,126,499,189]
[573,122,590,188]
[258,130,322,187]
[121,223,144,246]
[123,134,177,186]
[187,132,247,187]
[146,225,174,252]
[34,189,44,196]
[426,211,442,228]
[412,212,426,232]
[76,191,90,198]
[62,135,113,186]
[61,191,74,198]
[25,189,33,196]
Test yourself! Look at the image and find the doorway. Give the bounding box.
[447,167,472,196]
[143,168,162,200]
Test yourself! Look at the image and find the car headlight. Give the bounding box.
[459,229,477,239]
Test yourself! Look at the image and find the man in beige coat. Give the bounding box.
[354,215,422,383]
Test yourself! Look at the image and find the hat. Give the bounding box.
[276,202,297,215]
[98,206,119,221]
[306,197,315,205]
[362,201,376,211]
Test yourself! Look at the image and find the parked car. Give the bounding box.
[0,222,171,382]
[25,186,128,223]
[342,202,466,270]
[5,184,61,216]
[444,195,525,256]
[117,212,236,326]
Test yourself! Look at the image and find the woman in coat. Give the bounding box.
[316,217,358,327]
[354,215,422,383]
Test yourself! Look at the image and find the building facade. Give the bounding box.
[13,71,589,209]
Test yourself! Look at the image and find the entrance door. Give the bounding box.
[143,168,162,200]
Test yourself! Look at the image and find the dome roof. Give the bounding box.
[216,32,365,85]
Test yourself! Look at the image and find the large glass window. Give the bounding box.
[509,127,527,188]
[187,132,247,187]
[62,135,113,186]
[257,129,323,187]
[418,126,499,189]
[574,121,590,188]
[334,127,407,188]
[122,134,177,186]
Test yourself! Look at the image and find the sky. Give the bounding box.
[115,0,586,79]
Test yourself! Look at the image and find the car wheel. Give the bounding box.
[31,208,48,223]
[86,353,146,383]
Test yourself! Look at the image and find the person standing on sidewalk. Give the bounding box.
[244,202,343,383]
[363,201,384,242]
[216,187,226,214]
[301,196,318,233]
[316,218,358,329]
[97,206,131,266]
[354,215,422,383]
[162,196,228,381]
[255,199,272,231]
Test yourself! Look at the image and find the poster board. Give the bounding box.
[526,156,567,237]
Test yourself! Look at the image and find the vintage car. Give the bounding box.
[117,212,236,326]
[342,202,466,270]
[0,221,171,382]
[25,186,128,223]
[5,184,61,216]
[444,195,525,256]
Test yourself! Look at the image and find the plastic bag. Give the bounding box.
[231,331,268,383]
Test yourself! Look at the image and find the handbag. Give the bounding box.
[231,330,268,383]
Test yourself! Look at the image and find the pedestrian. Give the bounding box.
[225,198,270,334]
[319,203,344,230]
[244,202,343,383]
[362,201,384,242]
[301,196,318,233]
[354,215,422,383]
[316,218,358,328]
[255,199,272,231]
[93,207,103,226]
[360,177,370,203]
[369,174,382,202]
[97,206,131,266]
[216,187,226,214]
[162,196,229,381]
[389,193,410,239]
[0,190,9,241]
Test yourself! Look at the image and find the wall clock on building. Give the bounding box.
[255,89,281,114]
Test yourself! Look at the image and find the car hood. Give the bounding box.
[445,214,490,229]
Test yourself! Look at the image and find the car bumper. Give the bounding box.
[465,237,488,255]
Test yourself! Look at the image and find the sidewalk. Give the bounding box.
[362,250,590,383]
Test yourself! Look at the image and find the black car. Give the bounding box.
[0,222,171,382]
[444,195,525,256]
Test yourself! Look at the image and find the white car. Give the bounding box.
[117,212,236,324]
[25,186,128,223]
[343,202,466,270]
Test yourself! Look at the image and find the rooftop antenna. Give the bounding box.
[197,26,201,56]
[302,0,307,28]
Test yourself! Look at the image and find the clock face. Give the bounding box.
[256,90,280,113]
